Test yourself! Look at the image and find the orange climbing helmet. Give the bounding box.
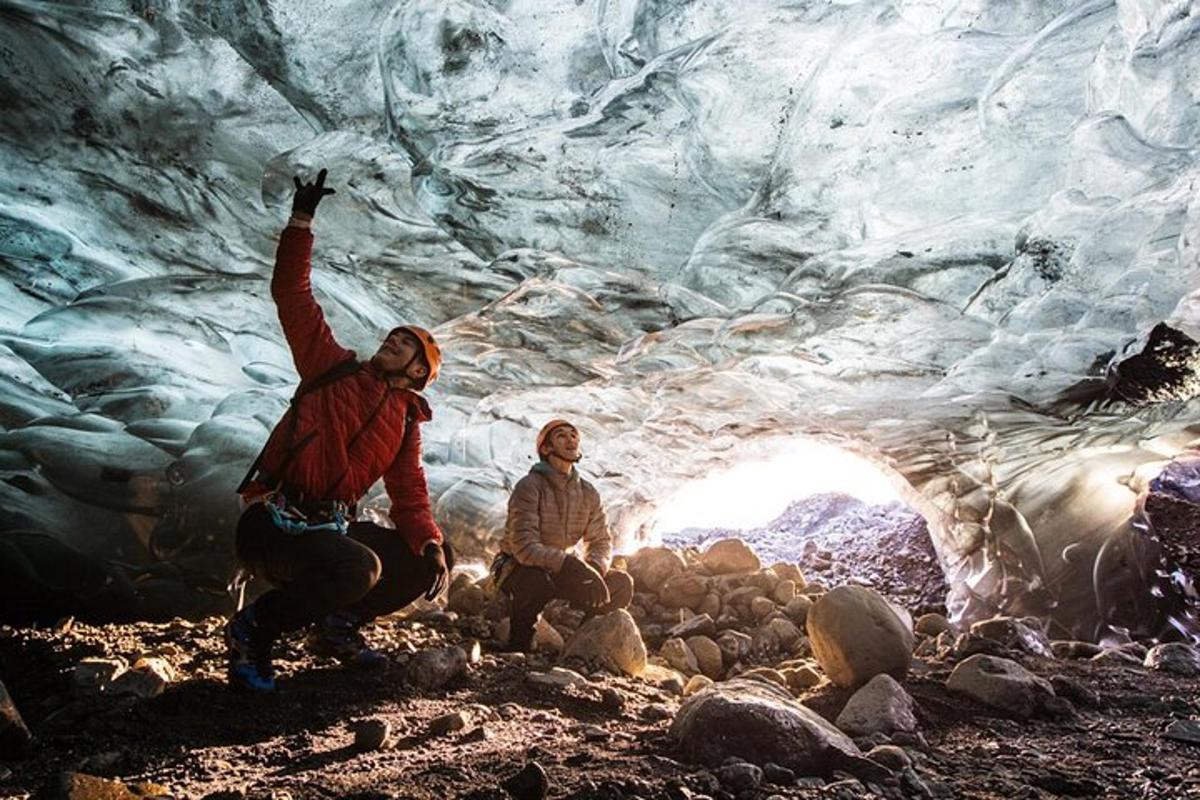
[535,419,577,458]
[388,325,442,390]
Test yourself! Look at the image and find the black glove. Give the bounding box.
[559,554,610,610]
[292,168,336,217]
[422,541,449,601]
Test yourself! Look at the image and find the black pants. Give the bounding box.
[234,503,437,635]
[501,564,634,650]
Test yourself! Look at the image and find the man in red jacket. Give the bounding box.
[225,170,452,692]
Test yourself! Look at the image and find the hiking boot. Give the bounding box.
[225,604,276,692]
[305,611,388,667]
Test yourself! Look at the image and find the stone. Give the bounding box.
[501,761,550,800]
[806,586,914,688]
[750,596,777,620]
[716,630,753,665]
[914,613,953,637]
[686,636,724,680]
[658,573,709,610]
[1091,646,1145,666]
[668,613,716,640]
[0,680,32,760]
[1050,640,1103,659]
[969,617,1052,657]
[407,646,469,690]
[627,547,688,592]
[782,665,823,690]
[533,619,565,654]
[641,664,687,695]
[684,674,714,697]
[835,674,918,737]
[763,617,804,650]
[671,678,885,782]
[51,772,170,799]
[72,658,127,695]
[1163,719,1200,746]
[946,655,1055,718]
[110,659,172,699]
[742,667,789,688]
[784,596,813,626]
[762,762,795,786]
[429,710,472,737]
[662,638,699,675]
[1144,643,1200,676]
[700,539,761,575]
[562,610,647,677]
[351,718,391,751]
[447,575,487,616]
[866,744,912,771]
[716,762,762,791]
[1049,675,1101,707]
[773,580,797,604]
[698,593,723,619]
[527,667,588,690]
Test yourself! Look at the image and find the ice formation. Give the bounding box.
[0,0,1198,640]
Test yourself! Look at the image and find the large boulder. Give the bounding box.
[563,609,647,677]
[1143,643,1200,676]
[700,539,761,575]
[671,678,886,782]
[946,654,1055,718]
[806,585,914,688]
[835,674,918,737]
[627,547,688,593]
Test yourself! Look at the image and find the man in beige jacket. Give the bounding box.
[494,419,634,651]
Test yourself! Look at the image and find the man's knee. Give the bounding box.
[506,566,557,608]
[604,569,634,610]
[331,544,382,607]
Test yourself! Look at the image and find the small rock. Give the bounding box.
[662,638,699,675]
[716,762,763,791]
[429,710,472,737]
[668,614,716,640]
[773,580,797,605]
[1163,719,1200,746]
[1050,640,1103,659]
[580,724,609,742]
[867,744,911,771]
[527,667,588,690]
[533,619,565,654]
[783,595,813,626]
[750,596,776,620]
[641,663,686,695]
[600,687,626,711]
[686,636,724,680]
[1144,643,1200,676]
[763,618,803,650]
[807,585,914,688]
[642,703,673,722]
[700,539,761,575]
[562,610,647,676]
[762,762,795,786]
[781,665,823,690]
[969,617,1052,657]
[914,613,953,637]
[0,680,32,760]
[684,675,714,697]
[52,772,170,799]
[1091,646,1145,666]
[835,674,918,737]
[351,718,391,751]
[659,573,709,610]
[110,659,171,699]
[628,547,688,593]
[1049,675,1101,707]
[716,630,753,665]
[946,654,1054,718]
[447,574,488,616]
[72,659,126,695]
[501,760,550,800]
[407,646,469,690]
[741,667,789,688]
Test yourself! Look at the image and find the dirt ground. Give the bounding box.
[1,613,1198,800]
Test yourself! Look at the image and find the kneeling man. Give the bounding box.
[494,419,634,651]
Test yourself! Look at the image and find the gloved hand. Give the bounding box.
[559,554,610,610]
[422,540,450,601]
[292,168,336,217]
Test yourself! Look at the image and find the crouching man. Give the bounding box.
[225,170,453,692]
[493,419,634,652]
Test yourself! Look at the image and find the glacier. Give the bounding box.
[0,0,1197,641]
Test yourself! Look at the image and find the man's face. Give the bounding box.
[373,329,428,383]
[545,424,581,462]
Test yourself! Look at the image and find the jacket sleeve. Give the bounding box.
[506,477,567,573]
[271,225,355,383]
[581,487,613,575]
[384,416,443,555]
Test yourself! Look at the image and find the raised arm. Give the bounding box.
[270,169,352,382]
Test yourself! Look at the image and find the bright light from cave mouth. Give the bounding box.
[652,439,904,535]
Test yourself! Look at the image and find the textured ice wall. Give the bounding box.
[0,0,1198,639]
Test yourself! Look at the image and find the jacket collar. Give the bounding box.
[532,459,577,486]
[364,361,432,421]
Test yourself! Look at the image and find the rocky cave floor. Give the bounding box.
[2,546,1199,800]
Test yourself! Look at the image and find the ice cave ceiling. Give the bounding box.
[0,0,1198,639]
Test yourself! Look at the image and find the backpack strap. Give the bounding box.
[235,357,363,495]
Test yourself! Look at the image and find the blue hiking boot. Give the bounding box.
[304,610,388,667]
[225,604,277,692]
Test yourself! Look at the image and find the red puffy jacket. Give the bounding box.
[242,225,442,555]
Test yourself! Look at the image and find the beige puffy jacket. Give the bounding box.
[501,462,612,575]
